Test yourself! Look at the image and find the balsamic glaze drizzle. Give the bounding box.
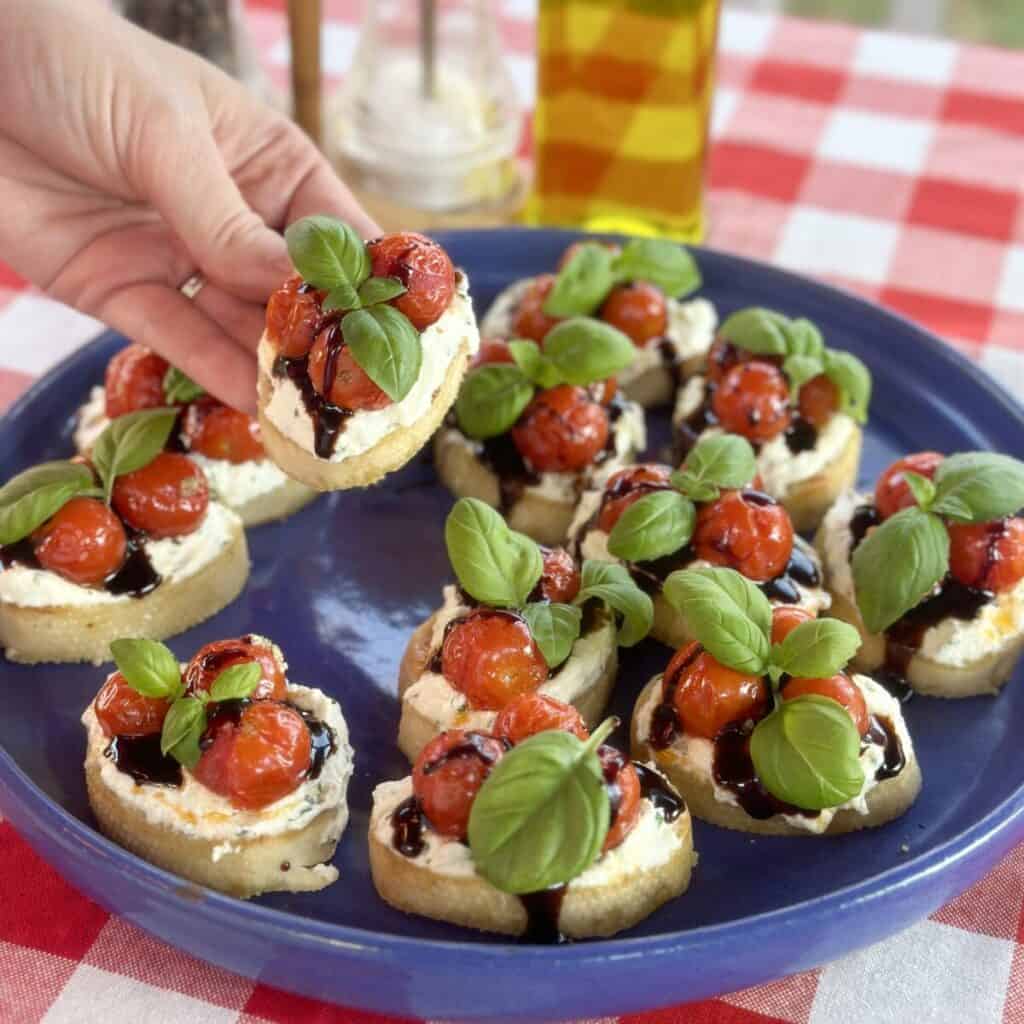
[391,795,426,857]
[272,353,353,459]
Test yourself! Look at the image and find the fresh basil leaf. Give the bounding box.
[0,461,95,545]
[680,434,757,493]
[342,305,422,402]
[284,215,370,292]
[669,470,719,504]
[852,507,949,634]
[445,498,543,608]
[109,637,183,700]
[543,318,635,386]
[769,618,861,680]
[521,602,582,669]
[823,350,872,425]
[719,307,791,355]
[162,367,205,404]
[750,695,865,810]
[786,318,825,359]
[662,567,771,674]
[322,281,360,313]
[613,238,701,297]
[930,452,1024,524]
[575,560,653,646]
[902,470,936,512]
[467,720,615,894]
[543,244,616,318]
[208,662,262,703]
[357,275,406,307]
[455,365,535,440]
[508,339,563,389]
[92,408,178,502]
[782,354,824,399]
[160,696,206,769]
[607,490,694,562]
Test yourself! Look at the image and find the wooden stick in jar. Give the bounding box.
[288,0,321,145]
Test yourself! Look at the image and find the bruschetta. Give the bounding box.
[631,567,921,836]
[257,220,479,491]
[83,634,352,898]
[815,450,1024,697]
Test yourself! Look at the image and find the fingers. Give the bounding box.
[192,282,266,354]
[284,158,382,240]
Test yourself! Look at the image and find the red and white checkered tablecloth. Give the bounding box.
[3,2,1024,1022]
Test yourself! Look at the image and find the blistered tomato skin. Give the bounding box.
[599,283,668,347]
[32,497,127,586]
[597,464,674,533]
[874,451,944,520]
[94,671,170,737]
[707,339,753,384]
[111,452,209,539]
[536,546,581,603]
[667,642,769,740]
[783,673,870,737]
[693,490,794,582]
[770,605,815,645]
[412,730,506,840]
[185,637,287,701]
[265,276,324,359]
[105,345,170,419]
[949,517,1024,594]
[471,338,515,369]
[511,274,562,344]
[441,610,549,711]
[193,702,312,811]
[599,746,641,852]
[493,693,588,745]
[307,325,392,411]
[367,232,455,331]
[511,385,610,473]
[712,362,792,443]
[797,374,839,429]
[182,398,264,463]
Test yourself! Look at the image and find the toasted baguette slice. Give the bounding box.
[0,513,249,665]
[224,472,318,526]
[630,675,921,837]
[782,423,863,533]
[368,776,694,938]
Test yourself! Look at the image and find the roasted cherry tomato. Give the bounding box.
[412,729,506,840]
[105,344,170,419]
[32,496,127,586]
[949,517,1024,594]
[711,361,791,443]
[265,276,324,359]
[666,641,769,740]
[471,338,515,369]
[493,693,588,745]
[599,746,641,852]
[797,374,839,429]
[706,338,754,384]
[441,610,549,710]
[185,636,287,702]
[510,274,562,344]
[874,451,944,520]
[181,398,264,463]
[94,670,170,737]
[597,463,674,533]
[599,282,667,347]
[307,324,392,411]
[536,546,581,603]
[511,385,609,473]
[367,232,455,330]
[111,452,209,538]
[693,489,794,581]
[782,673,870,737]
[193,701,311,811]
[557,240,620,271]
[770,605,815,645]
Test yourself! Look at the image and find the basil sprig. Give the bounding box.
[606,434,756,563]
[852,451,1024,634]
[92,408,178,502]
[662,567,865,810]
[542,238,702,318]
[163,367,205,404]
[0,461,97,545]
[110,637,262,769]
[468,717,617,893]
[719,307,872,423]
[455,317,634,440]
[284,214,422,402]
[444,498,652,667]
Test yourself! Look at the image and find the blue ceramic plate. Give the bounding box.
[2,228,1024,1022]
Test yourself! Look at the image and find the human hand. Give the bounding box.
[0,0,378,413]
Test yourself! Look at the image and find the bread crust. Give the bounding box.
[258,338,472,491]
[0,518,250,665]
[620,349,706,409]
[630,676,922,837]
[781,423,863,533]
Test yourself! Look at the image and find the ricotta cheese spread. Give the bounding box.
[0,502,241,608]
[73,385,107,452]
[259,277,479,463]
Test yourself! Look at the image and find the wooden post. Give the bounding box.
[288,0,321,146]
